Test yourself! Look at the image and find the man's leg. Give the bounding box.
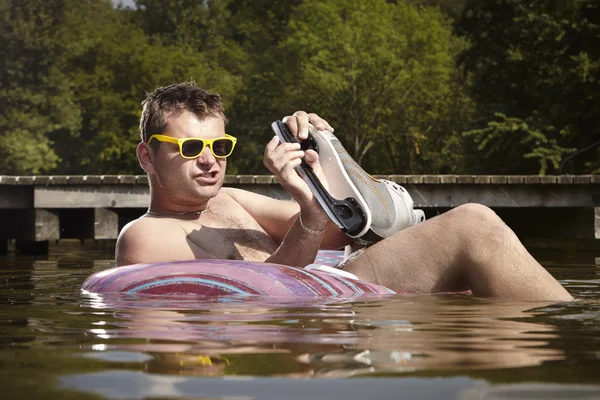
[343,203,573,301]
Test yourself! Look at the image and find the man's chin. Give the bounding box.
[195,180,223,198]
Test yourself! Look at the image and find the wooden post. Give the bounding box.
[0,209,60,242]
[11,209,59,255]
[94,208,119,239]
[31,209,60,241]
[594,207,600,239]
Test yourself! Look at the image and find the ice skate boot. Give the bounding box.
[271,120,425,244]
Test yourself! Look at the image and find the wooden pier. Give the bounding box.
[1,174,599,253]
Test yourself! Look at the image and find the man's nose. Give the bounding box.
[196,145,216,165]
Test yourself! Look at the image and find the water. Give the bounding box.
[1,242,599,400]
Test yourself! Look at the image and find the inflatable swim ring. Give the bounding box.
[81,250,394,297]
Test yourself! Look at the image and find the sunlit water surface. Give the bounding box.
[1,243,599,400]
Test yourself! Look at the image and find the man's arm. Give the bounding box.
[227,110,352,268]
[227,185,330,267]
[264,212,335,268]
[223,187,349,251]
[115,219,214,267]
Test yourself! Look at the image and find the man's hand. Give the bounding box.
[281,111,335,140]
[264,111,333,229]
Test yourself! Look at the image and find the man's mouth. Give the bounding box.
[194,171,219,184]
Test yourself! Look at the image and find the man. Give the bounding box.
[116,82,573,302]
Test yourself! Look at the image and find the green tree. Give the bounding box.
[407,0,467,20]
[65,5,241,174]
[0,0,82,174]
[455,0,600,174]
[0,0,243,175]
[273,0,472,174]
[222,0,304,175]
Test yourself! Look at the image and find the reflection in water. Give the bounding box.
[81,292,565,378]
[1,243,600,400]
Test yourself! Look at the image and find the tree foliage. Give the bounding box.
[0,0,598,175]
[0,0,80,174]
[456,0,600,174]
[232,0,473,174]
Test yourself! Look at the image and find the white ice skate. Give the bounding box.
[271,120,425,244]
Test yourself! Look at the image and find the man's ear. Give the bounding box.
[137,142,156,174]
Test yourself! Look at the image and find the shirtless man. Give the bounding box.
[116,82,573,302]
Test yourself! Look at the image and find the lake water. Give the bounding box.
[1,241,599,399]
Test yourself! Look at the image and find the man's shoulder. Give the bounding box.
[115,215,194,267]
[220,186,288,209]
[220,186,248,201]
[116,215,183,250]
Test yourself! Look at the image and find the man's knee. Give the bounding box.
[449,203,503,228]
[448,203,518,259]
[446,203,513,241]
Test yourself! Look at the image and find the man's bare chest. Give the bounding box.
[183,207,278,262]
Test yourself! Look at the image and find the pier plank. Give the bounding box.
[101,175,120,184]
[440,175,457,184]
[407,175,424,184]
[557,176,574,184]
[0,176,18,184]
[506,176,524,184]
[573,175,592,184]
[34,186,150,208]
[237,175,256,184]
[538,176,558,184]
[456,176,474,184]
[83,176,103,184]
[224,175,237,185]
[49,176,69,184]
[118,175,137,184]
[255,175,274,184]
[489,176,507,184]
[473,176,491,184]
[391,175,410,184]
[423,175,441,184]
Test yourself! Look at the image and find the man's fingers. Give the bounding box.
[264,139,304,171]
[265,136,280,152]
[262,132,315,205]
[271,150,305,171]
[303,149,322,175]
[265,140,300,158]
[308,113,334,132]
[288,158,302,169]
[308,113,326,131]
[304,149,329,190]
[293,111,310,140]
[303,149,319,165]
[285,116,299,137]
[283,111,334,142]
[274,155,303,183]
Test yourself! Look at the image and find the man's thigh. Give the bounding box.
[342,210,470,293]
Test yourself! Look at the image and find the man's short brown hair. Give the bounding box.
[139,81,227,143]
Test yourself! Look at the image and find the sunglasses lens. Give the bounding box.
[212,139,234,157]
[181,140,205,157]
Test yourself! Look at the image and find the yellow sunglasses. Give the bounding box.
[148,134,237,159]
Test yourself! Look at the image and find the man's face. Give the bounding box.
[151,111,228,204]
